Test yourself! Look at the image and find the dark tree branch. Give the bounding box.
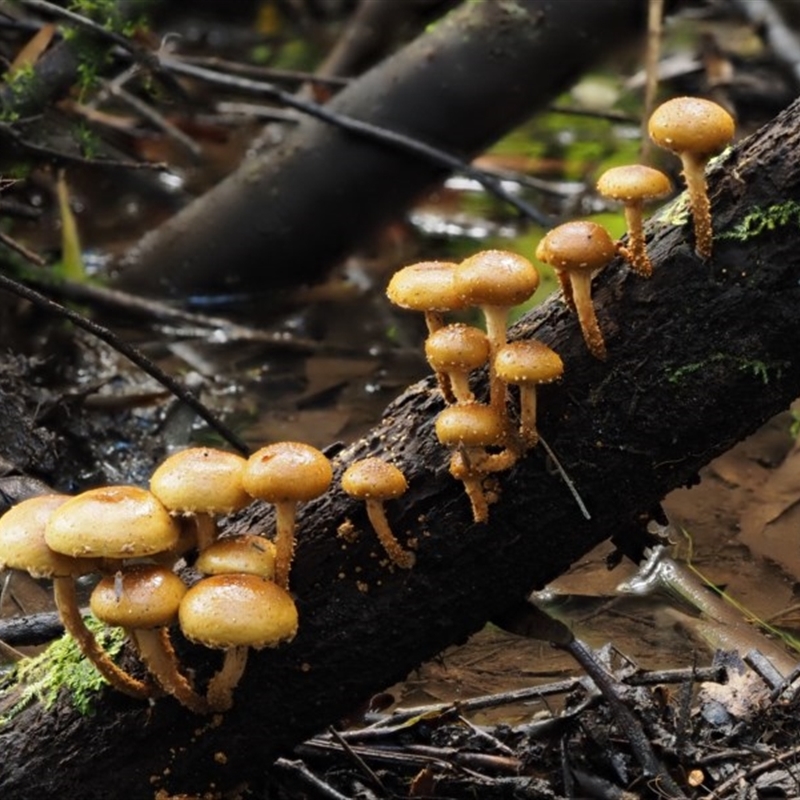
[2,90,800,799]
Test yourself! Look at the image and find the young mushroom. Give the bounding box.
[434,403,516,523]
[341,458,414,569]
[453,250,540,411]
[179,574,298,711]
[535,221,616,360]
[596,165,672,277]
[195,534,277,580]
[648,96,735,259]
[424,323,490,404]
[90,564,208,713]
[242,442,332,590]
[150,447,252,552]
[494,340,564,449]
[0,494,150,699]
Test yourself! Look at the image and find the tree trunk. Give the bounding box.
[113,0,647,297]
[3,93,800,800]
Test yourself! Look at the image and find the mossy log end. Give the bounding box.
[3,98,800,799]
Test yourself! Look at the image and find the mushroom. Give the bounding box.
[150,447,252,552]
[90,564,208,713]
[494,340,564,449]
[535,221,616,360]
[596,165,672,277]
[179,573,298,711]
[242,442,332,590]
[648,96,735,259]
[385,260,466,335]
[341,458,414,569]
[453,250,540,411]
[434,403,516,523]
[424,323,490,404]
[0,494,150,699]
[195,534,277,580]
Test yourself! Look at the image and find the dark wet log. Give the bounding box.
[3,94,800,799]
[114,0,647,297]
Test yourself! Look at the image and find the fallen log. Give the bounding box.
[2,92,800,799]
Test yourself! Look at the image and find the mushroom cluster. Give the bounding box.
[386,252,564,523]
[0,444,318,713]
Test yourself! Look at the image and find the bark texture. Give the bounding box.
[3,95,800,799]
[114,0,646,296]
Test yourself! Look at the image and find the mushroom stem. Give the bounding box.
[131,628,209,714]
[680,153,713,259]
[482,306,510,412]
[449,453,490,524]
[364,499,415,569]
[518,386,539,448]
[194,512,218,552]
[52,577,151,699]
[557,272,575,311]
[568,272,607,361]
[273,501,298,590]
[206,646,249,712]
[620,203,651,277]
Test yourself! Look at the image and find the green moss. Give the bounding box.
[718,201,800,242]
[652,191,691,228]
[1,65,40,121]
[666,352,787,385]
[0,617,126,726]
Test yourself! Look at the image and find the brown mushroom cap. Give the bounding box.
[424,324,490,373]
[454,250,540,307]
[243,442,333,503]
[0,494,99,578]
[179,574,298,650]
[648,96,735,159]
[434,404,506,449]
[150,447,251,515]
[386,261,465,313]
[195,534,276,578]
[596,165,672,204]
[45,486,180,559]
[494,341,564,385]
[341,458,408,501]
[90,564,187,629]
[535,221,617,273]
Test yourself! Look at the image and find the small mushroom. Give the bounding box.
[0,494,150,699]
[494,340,564,449]
[242,442,332,590]
[150,447,252,552]
[424,323,490,404]
[535,221,616,360]
[179,574,298,711]
[434,403,516,523]
[386,260,466,335]
[453,251,540,411]
[195,534,277,579]
[648,96,735,259]
[90,564,208,713]
[341,458,414,569]
[596,165,672,277]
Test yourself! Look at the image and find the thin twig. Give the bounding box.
[273,757,354,800]
[0,271,250,455]
[538,434,591,520]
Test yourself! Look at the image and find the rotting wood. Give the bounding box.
[3,94,800,799]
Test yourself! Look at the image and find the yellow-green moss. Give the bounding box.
[666,353,787,386]
[0,617,126,726]
[718,201,800,242]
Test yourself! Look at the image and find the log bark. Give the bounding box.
[3,94,800,799]
[113,0,647,297]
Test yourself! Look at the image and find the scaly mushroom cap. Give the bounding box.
[424,324,490,373]
[179,574,298,650]
[454,250,540,307]
[90,564,187,629]
[434,404,507,449]
[195,534,277,579]
[494,340,564,385]
[648,96,735,159]
[243,442,332,503]
[386,261,465,313]
[341,458,408,501]
[150,447,251,515]
[596,164,672,204]
[45,486,180,559]
[0,494,100,578]
[535,221,616,273]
